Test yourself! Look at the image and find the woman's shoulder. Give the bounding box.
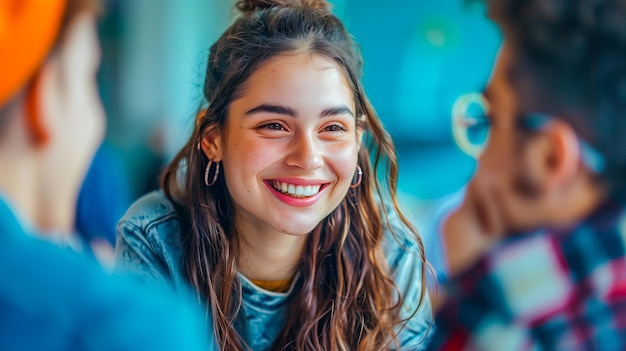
[117,189,183,259]
[378,204,434,347]
[380,204,423,268]
[115,190,187,288]
[121,190,179,226]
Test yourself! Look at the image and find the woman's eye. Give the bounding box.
[323,124,347,132]
[261,122,286,131]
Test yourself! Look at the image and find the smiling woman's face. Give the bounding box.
[203,52,360,238]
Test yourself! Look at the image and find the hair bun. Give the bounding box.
[236,0,331,16]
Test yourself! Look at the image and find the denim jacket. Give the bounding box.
[115,190,433,350]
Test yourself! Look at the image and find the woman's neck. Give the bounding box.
[235,222,308,282]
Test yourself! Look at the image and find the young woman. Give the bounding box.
[115,0,433,349]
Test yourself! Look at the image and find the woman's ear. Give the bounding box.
[199,126,223,162]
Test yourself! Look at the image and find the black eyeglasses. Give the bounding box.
[451,92,606,173]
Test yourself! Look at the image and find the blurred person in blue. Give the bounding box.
[75,142,133,266]
[0,0,210,349]
[428,0,626,349]
[115,0,433,349]
[76,144,133,247]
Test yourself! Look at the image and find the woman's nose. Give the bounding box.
[284,132,324,171]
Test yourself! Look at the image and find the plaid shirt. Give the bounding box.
[429,201,626,350]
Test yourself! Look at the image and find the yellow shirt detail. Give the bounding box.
[249,278,293,293]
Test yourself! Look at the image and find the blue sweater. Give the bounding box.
[115,190,434,350]
[0,195,209,351]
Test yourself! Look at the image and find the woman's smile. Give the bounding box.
[264,179,330,207]
[269,180,327,198]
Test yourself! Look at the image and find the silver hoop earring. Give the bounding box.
[350,165,363,188]
[204,160,220,187]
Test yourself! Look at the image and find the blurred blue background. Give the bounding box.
[93,0,501,280]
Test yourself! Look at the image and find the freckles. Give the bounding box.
[231,140,256,161]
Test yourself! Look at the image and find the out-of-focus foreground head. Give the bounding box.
[486,0,626,200]
[0,0,64,105]
[0,0,105,233]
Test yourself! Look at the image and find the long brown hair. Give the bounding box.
[161,0,428,349]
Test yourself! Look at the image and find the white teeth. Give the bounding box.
[272,181,322,198]
[303,186,312,196]
[294,186,303,196]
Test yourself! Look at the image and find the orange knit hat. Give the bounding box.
[0,0,67,106]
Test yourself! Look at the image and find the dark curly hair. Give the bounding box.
[485,0,626,200]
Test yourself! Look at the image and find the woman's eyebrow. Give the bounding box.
[245,104,296,117]
[245,104,354,118]
[320,105,354,118]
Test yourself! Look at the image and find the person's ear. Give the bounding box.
[25,51,65,148]
[24,72,50,146]
[524,118,580,194]
[199,125,223,162]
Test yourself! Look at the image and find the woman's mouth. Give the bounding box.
[271,180,322,198]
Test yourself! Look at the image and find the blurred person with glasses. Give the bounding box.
[427,0,626,349]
